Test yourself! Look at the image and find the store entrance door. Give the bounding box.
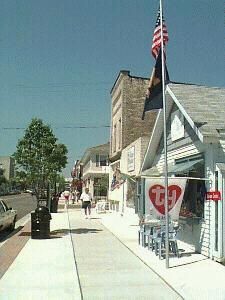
[222,173,225,258]
[223,177,225,258]
[215,164,225,259]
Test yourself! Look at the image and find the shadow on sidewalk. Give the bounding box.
[169,257,208,268]
[51,228,103,236]
[0,226,24,243]
[18,231,63,239]
[17,228,102,239]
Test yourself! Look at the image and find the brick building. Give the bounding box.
[109,70,157,215]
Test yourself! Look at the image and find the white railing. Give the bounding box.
[83,164,109,175]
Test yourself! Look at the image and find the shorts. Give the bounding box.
[82,201,91,209]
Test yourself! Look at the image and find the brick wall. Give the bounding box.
[110,71,157,160]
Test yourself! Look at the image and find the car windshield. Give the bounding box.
[0,201,5,213]
[1,200,9,211]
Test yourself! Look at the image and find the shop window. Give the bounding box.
[180,180,206,218]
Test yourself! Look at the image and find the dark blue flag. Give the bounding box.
[142,49,169,120]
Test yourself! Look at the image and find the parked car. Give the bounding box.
[25,189,35,195]
[0,199,17,232]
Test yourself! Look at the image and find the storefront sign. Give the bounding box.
[127,146,135,172]
[206,191,221,201]
[145,178,187,220]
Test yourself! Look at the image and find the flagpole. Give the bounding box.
[159,0,169,269]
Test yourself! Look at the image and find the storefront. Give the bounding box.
[109,137,149,218]
[168,156,207,253]
[140,83,225,261]
[139,160,209,254]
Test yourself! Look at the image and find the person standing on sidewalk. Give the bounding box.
[80,188,93,219]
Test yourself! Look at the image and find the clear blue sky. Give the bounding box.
[0,0,224,177]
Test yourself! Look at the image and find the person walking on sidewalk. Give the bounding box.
[63,190,70,210]
[71,191,75,204]
[80,188,93,219]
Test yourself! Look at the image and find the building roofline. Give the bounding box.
[110,70,149,94]
[169,81,224,89]
[80,142,110,164]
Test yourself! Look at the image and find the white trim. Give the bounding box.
[110,160,121,166]
[167,86,204,143]
[140,86,174,174]
[140,110,162,172]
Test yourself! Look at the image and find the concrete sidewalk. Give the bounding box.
[67,209,181,299]
[0,207,225,299]
[0,210,81,300]
[99,210,225,300]
[0,208,181,300]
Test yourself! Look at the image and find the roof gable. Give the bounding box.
[168,83,225,140]
[141,83,225,172]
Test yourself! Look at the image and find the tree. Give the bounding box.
[14,118,68,201]
[14,170,28,191]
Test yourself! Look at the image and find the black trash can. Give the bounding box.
[50,195,59,213]
[31,206,52,239]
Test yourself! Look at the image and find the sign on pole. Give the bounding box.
[145,178,187,221]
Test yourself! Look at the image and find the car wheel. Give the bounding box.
[8,217,17,232]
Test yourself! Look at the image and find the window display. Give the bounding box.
[179,180,206,218]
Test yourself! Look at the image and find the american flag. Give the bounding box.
[151,9,168,59]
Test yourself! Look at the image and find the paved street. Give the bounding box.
[2,193,36,220]
[0,193,36,243]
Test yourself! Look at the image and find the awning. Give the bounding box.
[141,166,160,177]
[216,163,225,172]
[141,158,204,178]
[120,173,136,182]
[168,159,203,174]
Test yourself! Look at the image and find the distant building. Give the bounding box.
[71,160,82,180]
[64,177,73,190]
[0,156,15,180]
[71,160,83,195]
[80,142,109,201]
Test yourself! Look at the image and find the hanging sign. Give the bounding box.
[145,178,187,221]
[206,191,221,201]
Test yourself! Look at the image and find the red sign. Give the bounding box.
[148,184,182,215]
[206,191,221,201]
